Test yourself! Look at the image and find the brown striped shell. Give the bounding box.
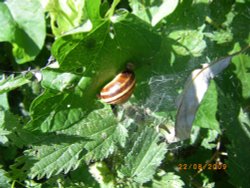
[100,71,136,104]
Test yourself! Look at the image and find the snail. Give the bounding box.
[100,70,136,105]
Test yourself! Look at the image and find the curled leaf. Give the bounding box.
[175,56,232,141]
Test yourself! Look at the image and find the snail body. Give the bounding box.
[100,70,136,104]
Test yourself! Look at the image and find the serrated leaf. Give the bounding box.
[0,0,46,63]
[151,171,185,188]
[175,56,232,141]
[0,73,32,95]
[232,54,250,99]
[119,127,167,184]
[27,85,95,132]
[0,168,11,188]
[23,135,87,179]
[60,106,128,163]
[0,108,18,145]
[129,0,179,26]
[168,27,207,57]
[0,106,44,147]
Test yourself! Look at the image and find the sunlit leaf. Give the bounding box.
[129,0,179,26]
[0,0,46,63]
[0,73,32,95]
[89,162,115,187]
[119,127,167,184]
[151,171,185,188]
[168,27,207,57]
[0,168,11,188]
[232,54,250,99]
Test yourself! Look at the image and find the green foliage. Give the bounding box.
[151,171,185,188]
[129,0,179,26]
[0,167,11,188]
[0,73,33,95]
[0,0,45,64]
[0,0,249,187]
[119,127,167,183]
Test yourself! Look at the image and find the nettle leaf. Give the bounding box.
[60,106,128,163]
[0,106,43,148]
[0,168,11,188]
[168,26,207,57]
[0,109,16,145]
[119,127,167,184]
[27,90,95,132]
[0,73,32,95]
[0,0,45,64]
[232,54,250,99]
[151,171,185,188]
[129,0,179,26]
[23,135,87,179]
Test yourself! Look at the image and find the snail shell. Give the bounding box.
[100,70,136,104]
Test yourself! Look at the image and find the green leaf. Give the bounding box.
[27,92,94,132]
[119,127,167,184]
[129,0,179,26]
[60,106,128,163]
[30,12,160,132]
[85,0,102,26]
[205,28,233,44]
[168,26,207,57]
[41,68,82,92]
[194,81,220,133]
[232,54,250,99]
[200,129,219,150]
[0,108,19,146]
[44,0,89,37]
[89,162,115,187]
[0,110,11,145]
[0,93,9,110]
[151,171,185,188]
[0,2,16,41]
[0,73,32,95]
[69,164,99,187]
[0,0,46,64]
[24,135,87,179]
[0,106,42,148]
[216,66,250,187]
[0,168,11,188]
[226,109,250,187]
[52,11,160,76]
